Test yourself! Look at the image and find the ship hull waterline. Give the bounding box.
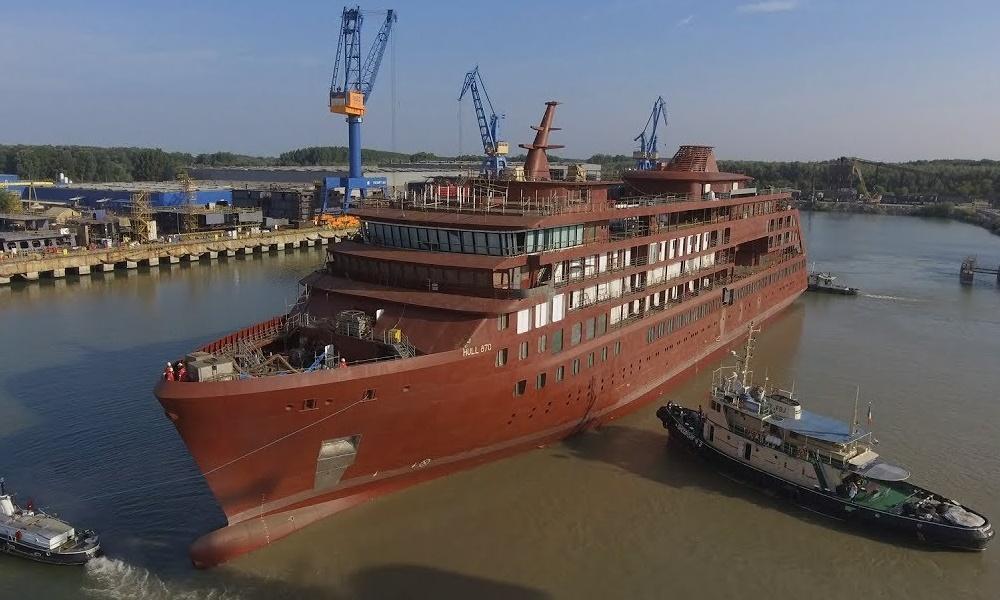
[157,287,804,568]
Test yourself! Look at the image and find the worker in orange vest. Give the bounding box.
[164,362,175,381]
[176,362,187,382]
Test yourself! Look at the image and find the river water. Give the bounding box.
[0,213,998,599]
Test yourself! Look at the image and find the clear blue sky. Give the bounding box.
[3,0,999,161]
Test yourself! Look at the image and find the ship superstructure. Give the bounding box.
[155,103,809,567]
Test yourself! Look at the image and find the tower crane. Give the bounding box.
[324,6,396,212]
[632,96,668,170]
[458,66,509,177]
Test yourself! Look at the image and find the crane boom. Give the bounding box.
[458,67,508,177]
[632,96,668,170]
[359,11,395,100]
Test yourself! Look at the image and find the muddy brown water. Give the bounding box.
[0,213,998,599]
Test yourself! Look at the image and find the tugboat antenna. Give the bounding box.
[740,323,760,387]
[852,385,861,435]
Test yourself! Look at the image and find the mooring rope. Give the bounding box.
[73,397,375,504]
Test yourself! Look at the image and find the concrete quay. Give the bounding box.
[0,228,348,285]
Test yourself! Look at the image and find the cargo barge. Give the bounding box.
[155,103,808,567]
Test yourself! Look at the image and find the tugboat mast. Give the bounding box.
[737,323,761,388]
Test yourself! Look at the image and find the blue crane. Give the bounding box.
[458,66,509,177]
[633,96,668,170]
[324,6,397,212]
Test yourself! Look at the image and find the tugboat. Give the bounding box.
[655,325,994,551]
[0,479,101,565]
[807,272,859,295]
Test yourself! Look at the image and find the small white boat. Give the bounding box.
[0,478,101,565]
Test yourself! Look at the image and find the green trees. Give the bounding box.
[0,189,22,213]
[2,143,998,201]
[276,146,411,166]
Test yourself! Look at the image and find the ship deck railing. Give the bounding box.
[200,315,288,356]
[554,254,655,288]
[356,188,600,216]
[614,188,796,206]
[199,312,422,379]
[613,192,692,206]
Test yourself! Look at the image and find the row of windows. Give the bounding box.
[363,221,585,257]
[733,200,788,219]
[553,230,727,287]
[335,252,494,290]
[365,221,516,256]
[767,231,796,249]
[646,297,723,343]
[497,313,610,366]
[729,258,804,303]
[767,215,794,232]
[525,225,585,253]
[513,341,622,396]
[645,257,805,344]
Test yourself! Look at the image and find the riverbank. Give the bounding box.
[799,201,1000,236]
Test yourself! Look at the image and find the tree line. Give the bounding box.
[0,144,460,183]
[588,154,1000,199]
[4,144,999,200]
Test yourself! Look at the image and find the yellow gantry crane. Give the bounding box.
[0,180,55,209]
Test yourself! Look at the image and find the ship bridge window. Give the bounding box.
[366,221,584,256]
[366,221,518,256]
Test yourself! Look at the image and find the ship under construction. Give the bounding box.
[155,102,809,567]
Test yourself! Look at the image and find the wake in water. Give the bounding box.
[84,557,239,600]
[862,293,923,302]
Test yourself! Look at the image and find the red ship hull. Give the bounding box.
[156,259,805,567]
[156,127,809,567]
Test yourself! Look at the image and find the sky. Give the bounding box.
[2,0,999,162]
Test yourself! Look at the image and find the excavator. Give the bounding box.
[835,157,882,203]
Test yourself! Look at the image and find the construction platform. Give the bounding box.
[0,227,350,285]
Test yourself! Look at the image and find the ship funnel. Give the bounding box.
[519,101,565,181]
